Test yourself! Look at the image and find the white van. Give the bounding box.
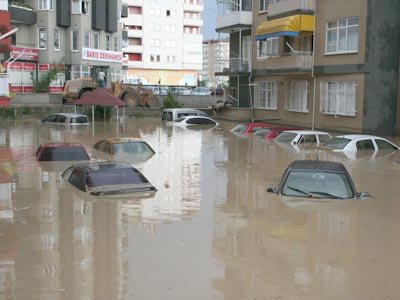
[161,108,207,121]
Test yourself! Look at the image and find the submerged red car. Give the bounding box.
[36,143,90,161]
[231,122,275,135]
[253,127,303,139]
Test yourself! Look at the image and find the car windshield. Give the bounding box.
[87,168,149,187]
[113,142,153,154]
[324,138,351,149]
[39,147,89,161]
[231,124,247,133]
[275,132,297,143]
[253,128,271,136]
[282,171,354,199]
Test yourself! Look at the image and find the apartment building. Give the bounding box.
[123,0,203,86]
[216,0,400,135]
[4,0,126,93]
[201,38,229,87]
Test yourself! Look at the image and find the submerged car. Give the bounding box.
[161,108,207,122]
[93,138,155,155]
[42,113,90,125]
[322,135,399,152]
[36,143,90,161]
[62,162,157,196]
[231,122,274,135]
[173,115,219,127]
[267,160,370,199]
[253,127,302,139]
[274,130,332,146]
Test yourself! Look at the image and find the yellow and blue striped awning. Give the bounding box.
[256,14,314,40]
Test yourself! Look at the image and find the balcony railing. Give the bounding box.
[267,0,315,17]
[218,58,250,73]
[183,18,203,27]
[217,0,252,14]
[262,52,313,70]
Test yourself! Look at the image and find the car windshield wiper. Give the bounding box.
[286,186,319,198]
[307,191,345,199]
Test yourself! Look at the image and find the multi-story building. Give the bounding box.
[202,38,229,88]
[4,0,127,93]
[216,0,400,135]
[123,0,203,86]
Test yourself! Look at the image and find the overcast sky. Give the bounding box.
[202,0,219,40]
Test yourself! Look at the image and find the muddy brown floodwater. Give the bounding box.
[0,117,400,300]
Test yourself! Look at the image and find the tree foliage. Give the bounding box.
[32,65,63,93]
[161,92,184,109]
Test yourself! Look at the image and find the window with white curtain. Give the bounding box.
[255,81,278,109]
[53,28,60,50]
[71,30,79,51]
[257,37,279,58]
[38,0,53,10]
[320,81,356,116]
[326,17,359,54]
[287,81,308,112]
[38,28,47,50]
[83,31,90,48]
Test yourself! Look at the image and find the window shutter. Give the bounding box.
[320,81,327,112]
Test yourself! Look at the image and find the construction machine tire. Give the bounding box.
[123,92,140,107]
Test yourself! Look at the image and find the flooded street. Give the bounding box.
[0,117,400,300]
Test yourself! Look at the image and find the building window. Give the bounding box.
[83,31,90,48]
[38,28,47,50]
[259,0,268,12]
[326,17,359,54]
[166,10,170,16]
[156,55,160,62]
[105,35,110,50]
[320,81,356,116]
[255,81,278,109]
[257,37,279,58]
[72,0,90,14]
[94,32,99,49]
[38,0,53,10]
[53,28,60,50]
[71,30,79,51]
[113,36,118,51]
[287,81,308,112]
[150,54,154,62]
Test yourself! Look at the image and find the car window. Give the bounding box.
[97,141,106,152]
[38,147,90,161]
[104,142,112,154]
[253,128,271,136]
[86,168,149,188]
[56,115,67,123]
[113,142,154,154]
[177,113,197,118]
[186,118,202,125]
[356,139,375,150]
[231,124,247,133]
[282,171,354,199]
[68,169,86,191]
[44,115,58,123]
[375,139,397,150]
[162,111,167,121]
[251,126,266,133]
[323,138,351,150]
[318,134,331,143]
[71,116,88,124]
[275,132,297,143]
[299,135,317,145]
[167,112,173,121]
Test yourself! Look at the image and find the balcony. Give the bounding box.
[123,45,143,53]
[267,0,315,18]
[128,29,143,38]
[183,18,203,27]
[183,3,203,12]
[125,15,143,25]
[129,0,143,6]
[216,58,250,75]
[261,52,313,72]
[9,5,37,25]
[216,11,252,32]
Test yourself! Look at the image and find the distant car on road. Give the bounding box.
[274,130,332,146]
[36,143,90,161]
[267,160,370,199]
[42,113,90,125]
[173,115,219,127]
[253,127,302,139]
[231,123,275,135]
[211,88,224,96]
[62,161,157,196]
[322,135,399,152]
[191,87,212,96]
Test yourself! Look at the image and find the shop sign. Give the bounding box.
[82,47,123,63]
[10,46,38,61]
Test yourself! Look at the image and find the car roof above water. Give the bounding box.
[288,160,348,173]
[51,113,88,118]
[74,161,133,173]
[40,142,85,148]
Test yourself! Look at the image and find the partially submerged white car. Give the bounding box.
[173,115,219,127]
[323,135,399,152]
[42,113,90,125]
[274,130,332,146]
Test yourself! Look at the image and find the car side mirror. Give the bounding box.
[267,187,277,193]
[357,192,371,198]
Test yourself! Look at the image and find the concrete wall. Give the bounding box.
[11,93,63,105]
[213,108,252,122]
